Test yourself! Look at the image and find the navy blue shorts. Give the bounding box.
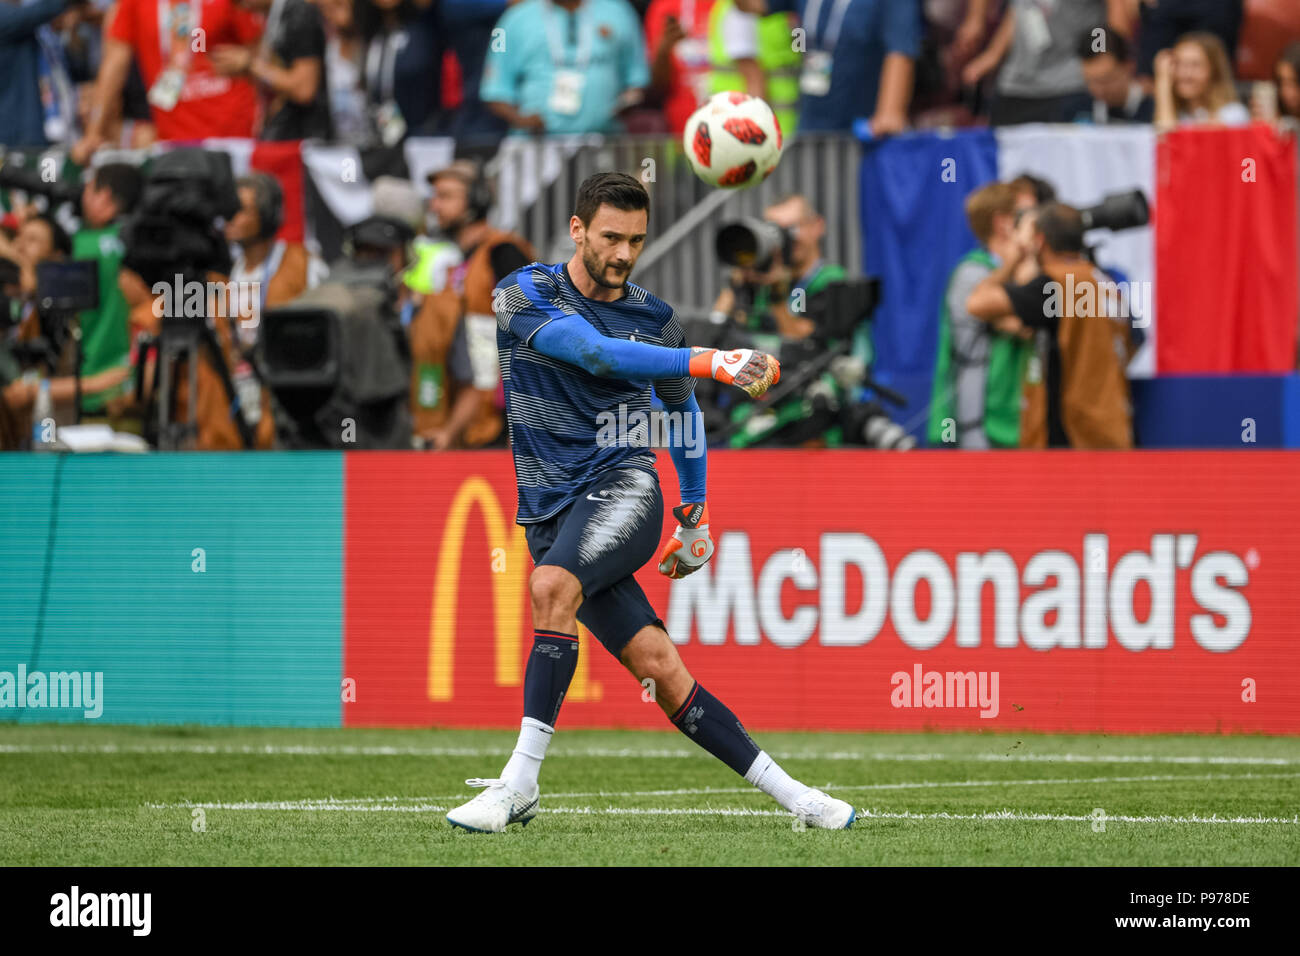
[525,466,666,659]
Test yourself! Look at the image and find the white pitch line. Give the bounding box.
[6,743,1300,765]
[141,801,1300,825]
[146,770,1300,809]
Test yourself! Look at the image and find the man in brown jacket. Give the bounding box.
[410,160,535,450]
[967,201,1137,448]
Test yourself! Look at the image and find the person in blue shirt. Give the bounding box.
[444,171,858,834]
[736,0,920,134]
[438,0,511,143]
[355,0,443,142]
[0,0,79,148]
[480,0,650,135]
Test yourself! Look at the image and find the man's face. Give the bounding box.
[763,197,822,271]
[81,182,117,229]
[1081,53,1131,108]
[15,219,56,265]
[430,175,469,233]
[572,204,647,291]
[225,186,261,244]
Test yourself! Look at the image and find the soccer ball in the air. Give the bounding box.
[683,92,784,189]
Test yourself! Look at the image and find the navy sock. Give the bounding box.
[669,681,761,777]
[523,630,579,727]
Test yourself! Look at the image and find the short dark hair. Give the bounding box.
[1077,25,1131,63]
[1009,173,1057,205]
[1035,202,1086,255]
[92,163,143,217]
[574,172,649,227]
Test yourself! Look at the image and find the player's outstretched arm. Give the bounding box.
[530,317,781,397]
[656,390,713,579]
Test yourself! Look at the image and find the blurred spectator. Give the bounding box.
[481,0,649,135]
[226,172,327,348]
[711,193,846,339]
[1077,23,1153,123]
[356,0,443,143]
[965,0,1132,125]
[211,0,332,140]
[1278,41,1300,120]
[737,0,920,135]
[705,0,800,136]
[69,3,157,151]
[1154,31,1250,129]
[1,0,81,148]
[439,0,511,142]
[1,213,72,416]
[409,159,535,449]
[928,181,1033,449]
[645,0,714,134]
[225,171,325,446]
[369,173,430,325]
[72,162,139,418]
[1252,40,1300,124]
[1136,0,1243,79]
[75,0,263,158]
[967,201,1135,449]
[318,0,371,145]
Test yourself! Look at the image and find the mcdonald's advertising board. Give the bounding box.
[342,451,1300,734]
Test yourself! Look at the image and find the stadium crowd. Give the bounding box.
[1,0,1299,451]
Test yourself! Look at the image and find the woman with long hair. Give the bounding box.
[1153,31,1250,130]
[1273,41,1300,122]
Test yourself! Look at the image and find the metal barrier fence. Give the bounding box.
[488,134,864,320]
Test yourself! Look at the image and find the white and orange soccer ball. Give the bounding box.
[683,92,785,189]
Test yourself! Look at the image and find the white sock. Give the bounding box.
[500,717,554,793]
[744,750,808,812]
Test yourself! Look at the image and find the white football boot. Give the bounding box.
[792,788,857,829]
[446,777,540,833]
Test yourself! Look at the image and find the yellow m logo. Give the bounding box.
[427,476,601,703]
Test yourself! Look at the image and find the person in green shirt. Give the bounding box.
[927,180,1033,449]
[73,163,141,416]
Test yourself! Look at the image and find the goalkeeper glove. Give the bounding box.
[657,502,714,579]
[688,347,781,398]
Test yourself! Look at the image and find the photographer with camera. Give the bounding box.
[966,201,1136,449]
[0,213,114,440]
[711,194,847,342]
[707,195,908,450]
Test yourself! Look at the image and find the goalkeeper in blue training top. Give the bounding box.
[445,172,857,833]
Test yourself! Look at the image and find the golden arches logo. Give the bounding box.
[427,476,601,703]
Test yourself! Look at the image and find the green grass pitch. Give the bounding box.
[2,724,1298,866]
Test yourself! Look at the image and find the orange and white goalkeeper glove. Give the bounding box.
[688,347,781,398]
[658,502,714,579]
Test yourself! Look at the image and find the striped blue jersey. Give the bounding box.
[495,261,695,523]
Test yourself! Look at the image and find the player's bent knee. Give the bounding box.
[529,565,582,621]
[622,630,685,685]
